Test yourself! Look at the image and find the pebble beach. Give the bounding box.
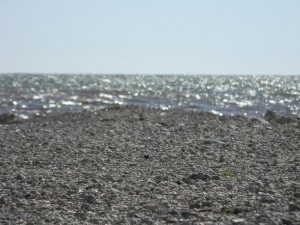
[0,106,300,224]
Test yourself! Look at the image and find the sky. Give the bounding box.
[0,0,299,75]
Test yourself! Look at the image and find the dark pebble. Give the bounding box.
[219,155,225,162]
[0,196,7,205]
[75,212,87,220]
[260,196,276,204]
[233,207,243,214]
[282,218,293,225]
[212,175,220,180]
[294,192,300,198]
[264,110,276,121]
[15,173,25,180]
[288,203,300,212]
[81,203,90,211]
[181,211,198,219]
[168,210,179,215]
[202,139,212,145]
[188,172,210,181]
[84,194,97,204]
[189,202,201,209]
[0,113,15,124]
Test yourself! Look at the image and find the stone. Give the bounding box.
[219,155,225,162]
[15,173,26,180]
[140,218,155,225]
[75,212,87,220]
[0,196,7,205]
[233,207,243,214]
[260,196,276,204]
[84,194,97,204]
[166,218,178,223]
[275,116,295,125]
[232,218,246,224]
[0,113,15,124]
[294,192,300,198]
[181,211,198,219]
[202,139,212,145]
[264,110,276,121]
[188,173,210,181]
[189,202,201,209]
[212,175,220,180]
[288,203,300,212]
[281,218,293,225]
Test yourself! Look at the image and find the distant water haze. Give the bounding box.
[0,74,299,119]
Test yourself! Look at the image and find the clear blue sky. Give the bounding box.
[0,0,299,74]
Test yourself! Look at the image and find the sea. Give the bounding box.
[0,74,299,119]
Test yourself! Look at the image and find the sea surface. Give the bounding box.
[0,74,299,119]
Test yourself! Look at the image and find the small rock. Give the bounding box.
[181,211,198,219]
[144,155,149,159]
[168,210,179,215]
[15,199,25,207]
[25,192,32,199]
[0,196,7,205]
[202,139,212,145]
[212,175,220,180]
[0,113,15,124]
[166,218,178,223]
[41,190,48,196]
[75,212,87,220]
[81,203,90,211]
[202,139,224,145]
[189,202,201,209]
[188,172,210,181]
[288,203,300,211]
[15,173,26,180]
[282,218,293,225]
[275,116,295,125]
[233,207,243,214]
[144,204,157,212]
[129,218,141,224]
[219,155,225,162]
[232,218,245,224]
[264,110,276,121]
[84,194,97,204]
[260,196,276,204]
[294,192,300,198]
[140,218,154,225]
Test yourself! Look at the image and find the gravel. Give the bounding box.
[0,106,299,224]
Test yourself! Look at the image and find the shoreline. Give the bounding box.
[1,106,299,125]
[0,106,299,224]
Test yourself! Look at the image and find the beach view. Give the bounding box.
[0,1,299,224]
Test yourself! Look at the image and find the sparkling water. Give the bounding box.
[0,74,299,119]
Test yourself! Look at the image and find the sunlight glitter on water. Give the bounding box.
[0,74,299,118]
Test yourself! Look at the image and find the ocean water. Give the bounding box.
[0,74,299,119]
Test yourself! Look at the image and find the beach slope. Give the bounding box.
[0,107,299,224]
